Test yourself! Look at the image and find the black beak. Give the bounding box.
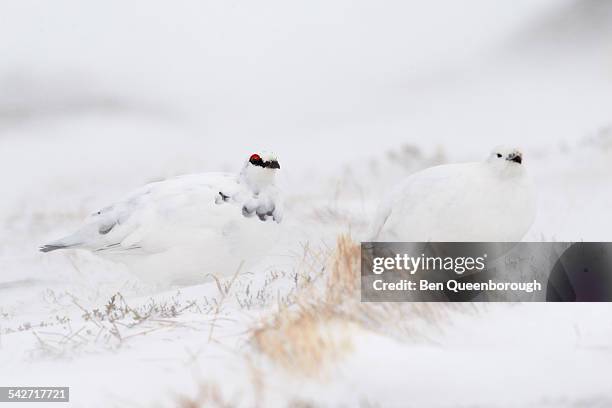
[266,160,280,169]
[509,154,522,164]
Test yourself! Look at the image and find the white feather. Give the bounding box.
[369,147,536,242]
[42,156,283,285]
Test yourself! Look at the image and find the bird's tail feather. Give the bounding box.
[39,234,84,253]
[39,243,77,253]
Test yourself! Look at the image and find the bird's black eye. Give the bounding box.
[496,153,502,158]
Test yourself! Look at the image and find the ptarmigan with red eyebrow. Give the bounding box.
[40,151,283,285]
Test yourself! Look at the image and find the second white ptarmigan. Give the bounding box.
[368,146,536,242]
[40,152,283,285]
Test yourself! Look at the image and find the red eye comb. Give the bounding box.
[250,154,261,161]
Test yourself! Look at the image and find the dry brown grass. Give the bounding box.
[250,234,477,377]
[250,234,360,377]
[326,234,361,303]
[178,383,235,408]
[180,234,478,406]
[252,304,354,377]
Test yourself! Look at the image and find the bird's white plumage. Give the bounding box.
[42,153,283,285]
[369,147,536,242]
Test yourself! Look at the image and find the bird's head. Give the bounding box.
[241,151,281,193]
[487,146,525,174]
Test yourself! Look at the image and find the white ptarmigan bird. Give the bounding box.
[40,152,283,285]
[368,146,536,242]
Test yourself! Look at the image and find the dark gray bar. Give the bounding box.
[361,242,612,302]
[0,387,69,403]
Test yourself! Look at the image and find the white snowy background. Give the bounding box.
[1,0,612,406]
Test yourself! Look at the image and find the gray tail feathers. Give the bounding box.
[39,244,75,253]
[39,236,83,253]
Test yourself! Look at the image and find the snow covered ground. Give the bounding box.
[1,0,612,406]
